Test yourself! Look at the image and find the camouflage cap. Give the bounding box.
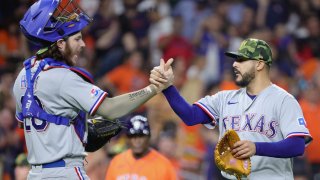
[225,38,273,66]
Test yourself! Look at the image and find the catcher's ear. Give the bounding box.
[56,39,66,50]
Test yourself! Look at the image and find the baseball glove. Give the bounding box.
[214,129,251,180]
[85,118,122,152]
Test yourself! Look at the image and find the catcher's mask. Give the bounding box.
[20,0,92,47]
[126,115,150,137]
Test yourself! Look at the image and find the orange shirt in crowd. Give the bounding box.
[298,58,319,80]
[105,63,148,94]
[178,124,205,171]
[299,99,320,163]
[0,30,9,66]
[0,30,7,65]
[105,149,177,180]
[219,80,238,90]
[0,29,20,65]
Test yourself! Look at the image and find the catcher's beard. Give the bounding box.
[234,67,256,87]
[63,41,75,66]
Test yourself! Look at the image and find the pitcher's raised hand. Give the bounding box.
[150,58,174,92]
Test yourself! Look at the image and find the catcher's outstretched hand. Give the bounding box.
[231,140,256,159]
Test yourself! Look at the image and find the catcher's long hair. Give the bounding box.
[36,43,64,61]
[36,39,73,65]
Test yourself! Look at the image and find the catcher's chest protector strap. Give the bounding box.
[19,57,89,143]
[42,58,94,83]
[20,58,71,126]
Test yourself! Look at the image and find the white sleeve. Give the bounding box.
[279,95,313,145]
[194,92,223,129]
[13,74,23,122]
[59,71,108,116]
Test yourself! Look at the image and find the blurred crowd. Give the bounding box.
[0,0,320,179]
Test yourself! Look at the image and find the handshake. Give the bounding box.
[149,58,175,93]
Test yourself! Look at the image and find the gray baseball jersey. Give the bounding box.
[13,59,107,165]
[195,84,312,180]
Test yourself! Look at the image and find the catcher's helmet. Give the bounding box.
[20,0,92,46]
[127,115,150,136]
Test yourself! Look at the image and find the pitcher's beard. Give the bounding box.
[235,71,255,87]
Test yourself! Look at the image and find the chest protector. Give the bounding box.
[18,57,94,144]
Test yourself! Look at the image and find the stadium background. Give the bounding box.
[0,0,319,179]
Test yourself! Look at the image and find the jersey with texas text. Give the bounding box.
[195,84,312,180]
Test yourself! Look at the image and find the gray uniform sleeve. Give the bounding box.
[59,71,108,116]
[279,95,313,145]
[15,103,23,122]
[194,92,223,129]
[13,75,23,122]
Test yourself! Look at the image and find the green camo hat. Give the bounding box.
[225,38,273,66]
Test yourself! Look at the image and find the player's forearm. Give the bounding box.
[255,136,305,158]
[162,85,211,125]
[96,85,157,120]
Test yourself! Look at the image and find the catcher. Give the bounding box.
[150,38,313,179]
[13,0,171,179]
